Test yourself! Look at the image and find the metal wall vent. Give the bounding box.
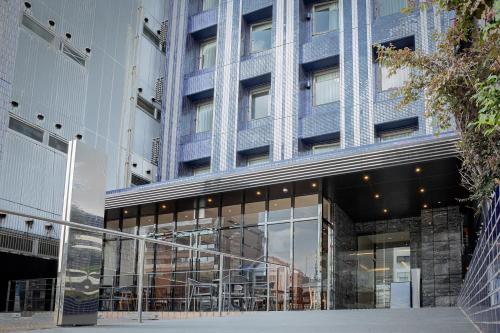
[22,13,55,43]
[151,137,161,167]
[160,20,168,50]
[61,42,87,66]
[155,77,164,104]
[131,173,151,187]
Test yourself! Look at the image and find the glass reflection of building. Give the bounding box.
[101,180,333,311]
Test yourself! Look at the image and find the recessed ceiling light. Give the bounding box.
[207,198,213,203]
[419,188,425,193]
[256,190,261,196]
[383,208,388,213]
[363,175,370,181]
[311,182,317,188]
[282,187,288,193]
[161,204,167,209]
[415,167,422,173]
[437,201,442,204]
[124,210,128,214]
[374,193,380,199]
[423,204,428,208]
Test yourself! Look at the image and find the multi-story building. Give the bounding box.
[102,0,473,311]
[0,0,167,310]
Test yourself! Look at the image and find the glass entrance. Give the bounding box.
[357,231,410,308]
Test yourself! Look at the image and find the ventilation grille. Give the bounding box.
[131,173,151,186]
[160,20,168,49]
[155,77,164,104]
[151,137,161,166]
[61,42,86,66]
[22,13,55,43]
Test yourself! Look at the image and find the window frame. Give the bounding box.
[378,63,409,92]
[312,1,339,36]
[193,165,211,176]
[199,38,217,70]
[250,21,272,54]
[375,0,407,18]
[312,141,340,154]
[246,153,269,167]
[202,0,218,12]
[8,116,45,143]
[378,127,415,142]
[313,67,340,106]
[195,100,213,133]
[249,86,271,120]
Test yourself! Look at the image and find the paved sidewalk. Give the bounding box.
[5,307,478,333]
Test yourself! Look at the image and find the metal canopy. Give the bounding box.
[106,134,459,209]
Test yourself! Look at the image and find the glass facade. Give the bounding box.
[102,179,332,311]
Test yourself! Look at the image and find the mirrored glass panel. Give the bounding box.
[198,195,219,229]
[244,188,266,225]
[157,202,174,240]
[293,220,319,310]
[268,184,291,222]
[222,191,242,227]
[177,199,197,232]
[294,180,319,219]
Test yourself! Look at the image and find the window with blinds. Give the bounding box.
[196,101,213,133]
[313,68,340,106]
[199,39,217,69]
[313,1,339,35]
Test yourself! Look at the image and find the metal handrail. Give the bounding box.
[0,208,290,322]
[0,208,288,269]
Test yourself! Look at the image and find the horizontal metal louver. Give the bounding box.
[151,137,161,166]
[155,77,164,104]
[160,20,168,47]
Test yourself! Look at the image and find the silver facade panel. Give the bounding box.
[106,135,459,208]
[55,140,106,326]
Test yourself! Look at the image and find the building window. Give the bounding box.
[202,0,218,11]
[131,173,150,186]
[137,95,161,122]
[48,135,68,153]
[250,21,272,54]
[199,38,217,69]
[8,117,44,143]
[313,68,340,106]
[61,42,86,66]
[312,141,340,154]
[377,128,415,142]
[21,12,55,43]
[313,1,339,35]
[193,165,210,175]
[379,64,409,91]
[246,154,268,166]
[375,0,406,17]
[195,101,213,133]
[250,87,270,120]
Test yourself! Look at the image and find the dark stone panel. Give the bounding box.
[422,260,435,280]
[434,260,449,276]
[435,296,451,307]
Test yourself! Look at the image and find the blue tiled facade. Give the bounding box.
[159,0,453,182]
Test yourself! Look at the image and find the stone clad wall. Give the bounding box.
[354,206,463,308]
[421,207,464,307]
[333,204,357,309]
